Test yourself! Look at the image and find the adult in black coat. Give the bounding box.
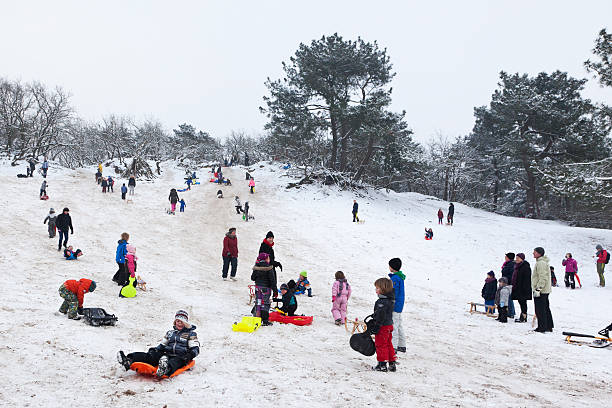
[511,253,532,322]
[56,207,73,251]
[258,231,282,295]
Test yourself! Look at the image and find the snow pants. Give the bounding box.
[374,325,396,362]
[507,299,515,318]
[121,192,126,200]
[352,212,359,222]
[235,205,243,214]
[254,286,272,322]
[48,222,56,238]
[391,312,406,348]
[331,295,348,322]
[113,262,128,286]
[58,284,78,318]
[58,230,69,248]
[128,186,134,195]
[127,349,190,376]
[564,272,576,289]
[40,188,46,197]
[222,256,237,278]
[534,294,554,332]
[597,263,605,287]
[250,186,254,194]
[171,202,176,212]
[438,217,443,224]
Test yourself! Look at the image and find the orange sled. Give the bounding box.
[129,360,195,379]
[269,311,313,326]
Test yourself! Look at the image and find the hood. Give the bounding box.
[117,239,127,245]
[225,232,236,239]
[389,271,406,281]
[262,239,274,247]
[536,256,549,263]
[253,263,273,271]
[378,292,395,300]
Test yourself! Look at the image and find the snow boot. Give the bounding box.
[230,277,237,281]
[335,319,342,326]
[395,347,406,353]
[156,355,170,377]
[515,313,527,323]
[223,277,228,281]
[388,361,397,372]
[117,351,132,371]
[373,362,387,372]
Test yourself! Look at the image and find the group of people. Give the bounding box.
[95,165,136,200]
[437,203,454,225]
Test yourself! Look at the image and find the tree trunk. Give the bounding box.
[354,133,376,180]
[329,107,339,170]
[443,168,449,201]
[492,157,499,212]
[522,157,538,217]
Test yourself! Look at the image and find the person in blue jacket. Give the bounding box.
[179,199,186,212]
[186,177,192,190]
[112,233,129,286]
[388,257,406,353]
[121,183,128,200]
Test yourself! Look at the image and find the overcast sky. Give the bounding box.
[2,1,611,144]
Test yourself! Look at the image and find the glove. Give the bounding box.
[533,289,541,298]
[77,307,84,315]
[332,296,336,302]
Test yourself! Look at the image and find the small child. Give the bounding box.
[126,244,138,278]
[274,280,298,316]
[437,209,444,225]
[331,271,351,325]
[244,201,249,222]
[58,278,96,319]
[249,177,255,194]
[550,266,558,287]
[295,271,312,297]
[217,189,223,199]
[495,277,512,323]
[481,271,497,314]
[235,196,243,214]
[425,228,433,239]
[225,178,232,186]
[179,199,186,212]
[121,183,128,200]
[371,277,397,372]
[44,208,57,238]
[63,246,83,260]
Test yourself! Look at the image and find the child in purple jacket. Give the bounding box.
[331,271,351,325]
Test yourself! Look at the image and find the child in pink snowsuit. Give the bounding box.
[331,271,351,325]
[248,177,255,194]
[126,244,138,278]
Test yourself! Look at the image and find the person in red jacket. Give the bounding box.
[437,208,444,225]
[596,244,608,287]
[58,278,96,319]
[222,227,238,281]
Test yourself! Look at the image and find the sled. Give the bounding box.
[232,316,261,333]
[468,302,496,317]
[345,318,367,334]
[136,275,147,291]
[575,273,582,288]
[130,360,195,378]
[247,285,256,305]
[40,195,49,200]
[563,323,612,348]
[177,188,188,192]
[268,311,313,326]
[425,236,432,240]
[357,219,365,224]
[82,307,118,326]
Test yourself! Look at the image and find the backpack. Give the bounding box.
[606,251,610,265]
[82,308,118,326]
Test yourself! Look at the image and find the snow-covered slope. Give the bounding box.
[0,161,611,408]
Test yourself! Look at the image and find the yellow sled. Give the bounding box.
[232,316,261,333]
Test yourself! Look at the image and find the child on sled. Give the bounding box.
[273,280,298,316]
[425,228,433,239]
[63,246,83,260]
[117,310,199,378]
[331,271,351,325]
[295,271,312,297]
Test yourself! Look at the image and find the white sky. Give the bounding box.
[2,1,611,143]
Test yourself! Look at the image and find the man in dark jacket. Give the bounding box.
[117,310,199,378]
[222,228,238,281]
[352,200,359,222]
[501,253,516,318]
[56,207,73,251]
[258,231,282,295]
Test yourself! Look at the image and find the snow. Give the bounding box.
[1,160,611,407]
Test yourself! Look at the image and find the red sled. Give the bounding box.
[40,195,49,200]
[575,273,582,288]
[424,236,432,240]
[269,311,313,326]
[129,360,195,379]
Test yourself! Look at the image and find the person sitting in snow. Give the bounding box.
[58,278,96,319]
[217,189,223,199]
[295,271,312,297]
[495,277,512,323]
[273,281,298,316]
[43,208,57,238]
[225,178,232,186]
[63,245,83,260]
[424,228,433,239]
[117,310,200,377]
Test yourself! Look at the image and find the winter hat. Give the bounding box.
[498,277,508,284]
[505,252,515,260]
[63,207,69,212]
[487,271,495,277]
[388,258,402,272]
[534,247,545,256]
[49,208,55,213]
[174,310,191,328]
[516,253,525,261]
[126,244,136,254]
[300,271,308,278]
[89,281,96,292]
[257,253,270,263]
[596,244,603,250]
[280,283,289,291]
[266,231,275,239]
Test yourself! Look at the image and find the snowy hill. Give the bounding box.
[1,160,611,408]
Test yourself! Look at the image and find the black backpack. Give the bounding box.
[82,308,118,326]
[349,315,376,356]
[606,251,610,265]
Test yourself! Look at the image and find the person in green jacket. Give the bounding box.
[532,247,554,333]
